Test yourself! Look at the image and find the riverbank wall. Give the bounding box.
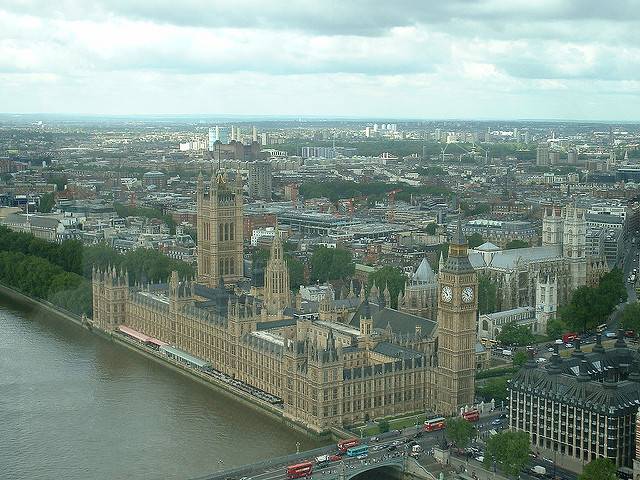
[0,283,335,442]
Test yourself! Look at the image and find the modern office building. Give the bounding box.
[509,333,640,472]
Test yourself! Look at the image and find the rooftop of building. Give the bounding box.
[509,331,640,414]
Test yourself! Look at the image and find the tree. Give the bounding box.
[445,417,475,449]
[513,351,528,367]
[505,239,528,250]
[484,431,530,477]
[579,458,616,480]
[310,247,354,283]
[478,275,498,314]
[378,419,390,433]
[561,268,627,332]
[476,376,509,403]
[368,266,406,309]
[425,223,437,235]
[546,318,568,340]
[497,321,534,346]
[621,302,640,332]
[467,233,484,249]
[38,192,55,213]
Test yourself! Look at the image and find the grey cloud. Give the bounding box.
[5,0,640,37]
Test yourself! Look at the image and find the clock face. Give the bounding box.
[462,286,474,303]
[441,286,453,303]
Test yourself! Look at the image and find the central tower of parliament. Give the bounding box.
[93,171,478,431]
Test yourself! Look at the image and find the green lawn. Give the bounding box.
[356,412,428,436]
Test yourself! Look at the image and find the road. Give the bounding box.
[207,411,579,480]
[208,411,505,480]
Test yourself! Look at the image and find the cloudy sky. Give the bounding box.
[1,0,640,119]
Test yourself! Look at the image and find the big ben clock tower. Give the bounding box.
[437,220,478,415]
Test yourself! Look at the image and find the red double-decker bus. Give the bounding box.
[286,461,313,479]
[462,409,480,422]
[337,438,359,453]
[423,417,446,432]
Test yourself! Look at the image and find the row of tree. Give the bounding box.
[557,268,627,333]
[0,226,196,315]
[114,203,177,234]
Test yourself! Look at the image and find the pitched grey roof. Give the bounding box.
[373,342,423,360]
[350,301,436,337]
[412,257,436,284]
[475,241,501,252]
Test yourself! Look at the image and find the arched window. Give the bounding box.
[482,320,489,331]
[224,223,229,241]
[230,222,234,241]
[218,224,223,241]
[229,258,235,275]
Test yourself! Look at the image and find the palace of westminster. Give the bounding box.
[93,171,534,432]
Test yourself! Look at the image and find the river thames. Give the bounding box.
[0,292,325,480]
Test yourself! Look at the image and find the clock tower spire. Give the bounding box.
[437,219,477,415]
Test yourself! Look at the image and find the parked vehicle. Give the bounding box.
[562,332,578,344]
[531,465,547,476]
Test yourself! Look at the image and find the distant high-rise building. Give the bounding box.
[549,151,560,165]
[300,146,336,159]
[252,126,257,143]
[373,123,379,132]
[260,132,268,145]
[536,144,549,166]
[209,126,231,150]
[524,131,530,144]
[248,161,273,200]
[567,149,578,165]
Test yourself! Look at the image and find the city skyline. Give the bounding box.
[2,0,640,120]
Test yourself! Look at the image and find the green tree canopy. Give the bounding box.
[505,239,528,250]
[425,223,437,235]
[38,192,55,213]
[513,350,528,367]
[560,268,627,332]
[467,233,484,249]
[445,417,475,449]
[546,318,569,340]
[497,321,534,346]
[368,266,406,309]
[378,419,390,433]
[476,376,509,403]
[579,458,617,480]
[484,431,530,477]
[478,275,498,314]
[114,202,177,234]
[310,247,354,283]
[621,302,640,332]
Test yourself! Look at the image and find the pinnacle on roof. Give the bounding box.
[452,218,466,246]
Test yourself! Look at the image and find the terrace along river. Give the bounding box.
[0,292,326,480]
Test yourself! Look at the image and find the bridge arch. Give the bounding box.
[347,463,404,480]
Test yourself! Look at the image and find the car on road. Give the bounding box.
[605,332,617,338]
[491,418,502,426]
[499,413,508,419]
[548,347,554,352]
[475,455,484,462]
[542,457,553,463]
[329,455,342,462]
[565,343,573,348]
[356,454,368,460]
[387,445,397,452]
[370,436,380,442]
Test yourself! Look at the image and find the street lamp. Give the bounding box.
[359,426,364,439]
[296,441,300,454]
